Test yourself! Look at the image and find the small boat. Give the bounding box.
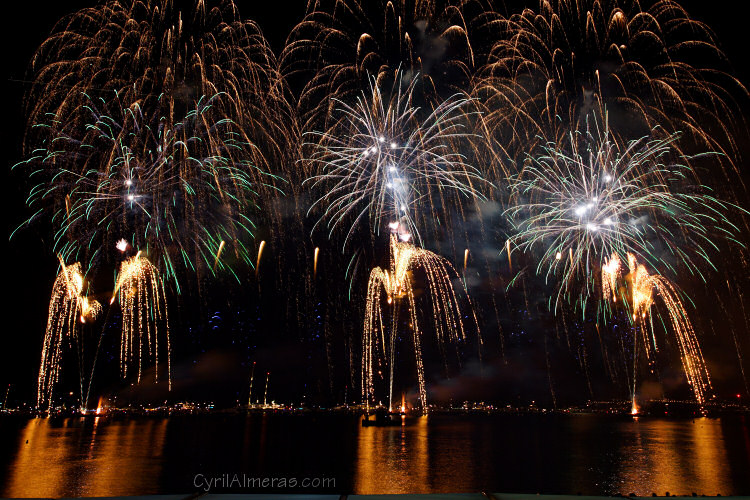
[361,409,403,427]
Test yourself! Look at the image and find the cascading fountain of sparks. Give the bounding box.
[506,111,741,314]
[304,70,488,250]
[304,70,486,411]
[602,252,713,405]
[38,259,101,408]
[112,253,171,388]
[363,231,479,410]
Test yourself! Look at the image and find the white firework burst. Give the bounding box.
[304,70,488,249]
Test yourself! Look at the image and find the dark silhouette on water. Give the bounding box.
[361,407,402,426]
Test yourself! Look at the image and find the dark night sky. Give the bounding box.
[3,0,750,409]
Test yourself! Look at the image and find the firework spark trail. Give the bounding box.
[607,253,713,405]
[506,111,741,313]
[314,247,320,279]
[302,68,486,409]
[16,0,750,410]
[304,70,488,250]
[472,0,749,183]
[113,254,171,388]
[84,302,117,411]
[37,260,101,408]
[363,233,480,409]
[212,241,226,272]
[17,0,297,289]
[22,92,281,288]
[282,1,513,347]
[602,253,621,304]
[255,240,266,277]
[281,0,497,133]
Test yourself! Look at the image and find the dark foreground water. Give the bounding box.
[1,413,749,497]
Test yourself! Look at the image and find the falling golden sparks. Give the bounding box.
[313,247,320,279]
[602,253,621,304]
[282,0,485,138]
[602,253,713,405]
[37,259,100,408]
[212,240,226,272]
[255,240,266,277]
[17,0,747,418]
[628,254,655,323]
[113,254,171,389]
[79,297,102,324]
[472,0,748,185]
[18,0,298,288]
[363,234,479,410]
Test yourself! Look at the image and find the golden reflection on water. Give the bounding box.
[3,414,746,496]
[354,415,430,493]
[607,418,731,495]
[353,416,741,495]
[5,416,167,497]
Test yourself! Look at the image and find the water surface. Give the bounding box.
[1,413,748,497]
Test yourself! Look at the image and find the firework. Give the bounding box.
[28,93,279,287]
[601,253,621,304]
[363,233,479,410]
[304,70,487,250]
[255,240,266,277]
[212,241,227,272]
[604,253,712,405]
[473,0,749,179]
[112,253,171,387]
[281,0,498,131]
[38,259,100,408]
[14,0,750,412]
[506,112,740,312]
[314,247,320,278]
[301,67,487,408]
[18,0,296,287]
